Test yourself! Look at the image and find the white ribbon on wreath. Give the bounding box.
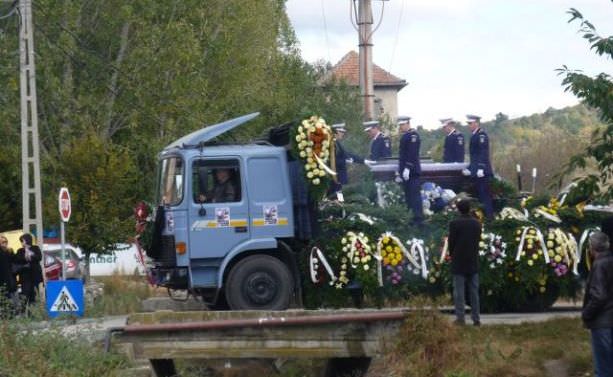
[549,228,578,273]
[345,231,374,270]
[498,207,529,221]
[515,226,550,264]
[309,247,337,285]
[406,238,429,279]
[375,232,420,287]
[347,212,377,225]
[566,231,580,276]
[440,237,448,263]
[314,153,337,176]
[534,208,562,223]
[578,227,600,270]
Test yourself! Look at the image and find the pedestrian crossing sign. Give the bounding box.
[46,280,84,318]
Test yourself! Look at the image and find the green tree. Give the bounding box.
[55,133,138,278]
[0,0,363,247]
[0,11,22,229]
[556,6,613,202]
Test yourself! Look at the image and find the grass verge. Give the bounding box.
[382,311,591,377]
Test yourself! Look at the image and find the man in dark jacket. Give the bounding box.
[441,118,465,163]
[363,120,391,161]
[462,114,494,219]
[0,235,16,299]
[396,116,423,225]
[448,200,482,326]
[582,230,613,376]
[328,123,364,198]
[14,233,43,305]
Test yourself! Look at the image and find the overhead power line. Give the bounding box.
[321,0,331,62]
[388,0,405,74]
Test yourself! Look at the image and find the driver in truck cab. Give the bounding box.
[197,168,238,204]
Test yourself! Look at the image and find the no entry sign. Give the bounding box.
[59,187,71,222]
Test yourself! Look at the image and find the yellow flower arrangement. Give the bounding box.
[514,226,550,266]
[376,232,413,286]
[546,228,579,276]
[378,234,403,267]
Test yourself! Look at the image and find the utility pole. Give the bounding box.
[18,0,44,243]
[357,0,374,121]
[352,0,386,121]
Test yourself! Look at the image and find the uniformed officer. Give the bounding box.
[363,120,391,161]
[441,118,465,163]
[462,114,494,219]
[396,116,423,225]
[329,123,364,197]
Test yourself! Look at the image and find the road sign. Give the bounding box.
[46,280,84,318]
[59,187,71,222]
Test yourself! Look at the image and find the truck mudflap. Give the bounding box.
[151,266,189,289]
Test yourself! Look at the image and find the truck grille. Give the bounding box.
[157,235,177,266]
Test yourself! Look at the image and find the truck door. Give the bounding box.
[188,158,250,262]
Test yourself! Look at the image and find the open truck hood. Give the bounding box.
[164,112,260,150]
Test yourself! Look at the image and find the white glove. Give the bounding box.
[394,175,403,183]
[345,158,354,164]
[462,168,471,176]
[364,159,375,166]
[402,168,410,181]
[477,169,484,178]
[336,191,345,202]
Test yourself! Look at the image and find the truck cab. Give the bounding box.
[148,113,301,310]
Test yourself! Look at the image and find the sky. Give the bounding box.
[285,0,613,129]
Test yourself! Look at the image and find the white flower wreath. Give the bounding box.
[295,116,335,186]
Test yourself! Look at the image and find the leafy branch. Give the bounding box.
[553,6,613,202]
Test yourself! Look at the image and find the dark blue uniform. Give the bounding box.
[443,130,465,163]
[369,133,391,160]
[329,140,364,195]
[469,128,494,218]
[398,129,423,224]
[335,140,363,185]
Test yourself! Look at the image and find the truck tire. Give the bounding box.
[225,255,292,310]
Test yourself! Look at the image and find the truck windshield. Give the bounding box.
[157,157,184,206]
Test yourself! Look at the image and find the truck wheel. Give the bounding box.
[225,255,291,310]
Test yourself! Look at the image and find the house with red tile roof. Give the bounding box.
[321,51,407,120]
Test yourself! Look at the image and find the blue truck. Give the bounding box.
[145,112,470,311]
[147,113,306,310]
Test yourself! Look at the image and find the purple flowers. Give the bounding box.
[551,262,569,277]
[386,264,404,285]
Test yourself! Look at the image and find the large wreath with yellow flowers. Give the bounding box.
[291,115,334,198]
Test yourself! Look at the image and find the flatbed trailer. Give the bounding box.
[108,309,409,377]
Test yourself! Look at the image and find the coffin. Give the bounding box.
[367,159,474,193]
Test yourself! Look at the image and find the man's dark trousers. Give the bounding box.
[591,328,613,376]
[475,177,494,219]
[453,273,480,324]
[403,177,423,224]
